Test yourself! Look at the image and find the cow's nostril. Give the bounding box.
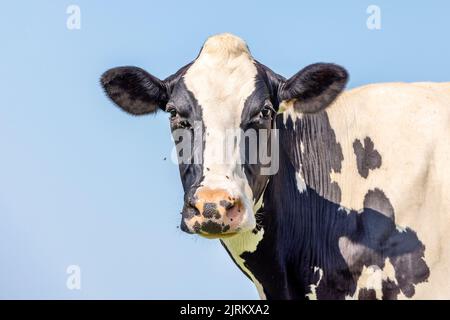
[219,200,234,210]
[188,199,201,216]
[187,198,197,209]
[182,202,201,218]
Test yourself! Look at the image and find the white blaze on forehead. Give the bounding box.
[184,33,258,200]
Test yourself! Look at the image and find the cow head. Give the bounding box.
[100,33,348,238]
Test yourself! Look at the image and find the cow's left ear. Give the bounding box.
[278,63,348,113]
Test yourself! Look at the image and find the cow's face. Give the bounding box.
[101,33,348,238]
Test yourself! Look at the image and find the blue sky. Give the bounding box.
[0,0,449,299]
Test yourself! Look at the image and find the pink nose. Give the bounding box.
[185,187,244,237]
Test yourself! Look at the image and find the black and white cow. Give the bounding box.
[101,33,450,299]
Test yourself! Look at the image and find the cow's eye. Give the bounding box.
[260,104,274,119]
[167,106,178,119]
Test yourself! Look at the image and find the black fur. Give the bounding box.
[279,63,348,113]
[353,137,382,179]
[100,66,169,115]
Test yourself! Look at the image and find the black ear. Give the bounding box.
[100,66,168,115]
[279,63,348,113]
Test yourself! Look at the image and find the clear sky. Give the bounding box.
[1,0,449,299]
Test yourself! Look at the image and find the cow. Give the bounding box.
[100,33,450,299]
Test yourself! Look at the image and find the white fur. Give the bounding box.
[184,33,258,232]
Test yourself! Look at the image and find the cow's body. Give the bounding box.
[223,82,450,299]
[101,33,450,299]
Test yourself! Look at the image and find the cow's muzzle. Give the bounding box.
[180,187,246,238]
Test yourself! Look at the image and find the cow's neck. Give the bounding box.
[221,111,346,299]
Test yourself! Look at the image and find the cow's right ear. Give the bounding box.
[100,66,169,115]
[278,63,348,114]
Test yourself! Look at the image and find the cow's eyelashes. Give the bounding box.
[245,104,275,126]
